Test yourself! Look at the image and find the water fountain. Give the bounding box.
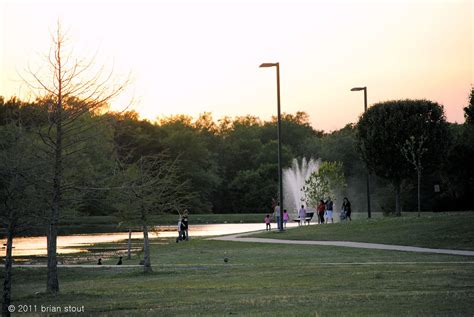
[283,158,320,217]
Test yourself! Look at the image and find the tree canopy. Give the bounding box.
[356,99,450,214]
[464,87,474,125]
[1,91,473,218]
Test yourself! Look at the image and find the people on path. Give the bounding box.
[317,200,325,224]
[117,256,122,265]
[265,214,271,231]
[342,197,352,221]
[176,217,183,243]
[283,209,289,229]
[298,205,306,226]
[325,197,334,223]
[97,258,102,265]
[182,212,189,241]
[180,216,188,241]
[274,202,281,230]
[176,211,190,243]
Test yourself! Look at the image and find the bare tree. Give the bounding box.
[24,23,128,293]
[401,135,428,217]
[112,155,194,273]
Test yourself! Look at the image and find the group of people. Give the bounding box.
[265,203,290,231]
[176,210,189,242]
[266,197,352,230]
[317,197,352,223]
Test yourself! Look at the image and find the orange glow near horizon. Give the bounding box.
[1,0,472,131]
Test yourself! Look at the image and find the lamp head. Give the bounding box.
[350,87,366,91]
[260,63,278,68]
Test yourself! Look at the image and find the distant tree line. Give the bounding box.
[2,88,474,217]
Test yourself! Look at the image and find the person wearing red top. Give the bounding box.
[317,200,325,224]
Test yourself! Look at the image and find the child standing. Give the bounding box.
[298,205,306,226]
[283,209,289,229]
[264,214,271,231]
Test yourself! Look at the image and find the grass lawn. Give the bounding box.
[252,212,474,251]
[4,212,474,316]
[6,244,474,315]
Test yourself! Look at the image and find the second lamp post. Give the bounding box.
[260,62,284,231]
[351,86,372,218]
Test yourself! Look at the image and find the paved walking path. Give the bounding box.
[209,232,474,257]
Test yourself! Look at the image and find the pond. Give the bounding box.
[2,223,301,257]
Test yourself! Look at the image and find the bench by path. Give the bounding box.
[293,212,314,225]
[209,233,474,257]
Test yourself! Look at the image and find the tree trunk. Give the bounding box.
[142,223,152,273]
[2,226,14,317]
[47,125,62,293]
[127,229,132,260]
[47,61,63,294]
[47,222,59,293]
[417,169,421,217]
[395,182,401,216]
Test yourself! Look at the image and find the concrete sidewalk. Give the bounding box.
[209,233,474,257]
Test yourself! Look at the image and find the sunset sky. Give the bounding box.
[1,0,472,131]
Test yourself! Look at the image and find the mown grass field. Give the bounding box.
[4,212,474,316]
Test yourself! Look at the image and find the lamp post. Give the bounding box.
[351,86,372,219]
[260,62,284,231]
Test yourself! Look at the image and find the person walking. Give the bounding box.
[298,205,306,226]
[182,213,189,241]
[176,216,183,243]
[325,197,334,223]
[283,209,289,229]
[274,202,281,230]
[180,216,188,241]
[317,200,325,224]
[342,197,352,221]
[264,214,271,231]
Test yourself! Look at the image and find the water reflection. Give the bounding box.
[2,223,299,257]
[155,223,297,238]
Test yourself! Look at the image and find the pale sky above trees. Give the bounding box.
[1,0,472,131]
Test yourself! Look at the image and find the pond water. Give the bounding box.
[2,223,301,257]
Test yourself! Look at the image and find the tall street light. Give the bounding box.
[351,86,372,219]
[260,62,284,231]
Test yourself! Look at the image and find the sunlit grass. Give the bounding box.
[7,236,474,316]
